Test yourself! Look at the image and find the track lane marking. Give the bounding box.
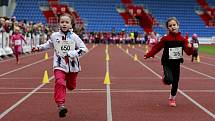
[1,76,213,80]
[134,47,215,80]
[119,46,215,119]
[0,76,54,119]
[0,45,96,119]
[1,89,215,95]
[0,58,53,78]
[0,50,52,63]
[104,44,113,121]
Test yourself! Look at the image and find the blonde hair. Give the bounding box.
[14,26,20,31]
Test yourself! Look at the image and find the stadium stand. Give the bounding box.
[12,0,214,37]
[133,0,214,37]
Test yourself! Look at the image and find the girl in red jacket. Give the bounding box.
[144,17,193,107]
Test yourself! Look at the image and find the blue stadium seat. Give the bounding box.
[12,0,214,36]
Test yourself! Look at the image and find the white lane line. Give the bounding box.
[0,45,96,80]
[106,85,112,121]
[198,61,215,67]
[0,88,215,92]
[105,45,112,121]
[134,47,215,80]
[0,76,54,119]
[178,90,215,119]
[200,55,215,60]
[0,58,52,78]
[120,47,215,119]
[182,55,215,67]
[1,89,215,94]
[180,65,215,80]
[0,76,213,80]
[0,77,41,80]
[0,50,52,63]
[0,45,96,119]
[135,47,215,68]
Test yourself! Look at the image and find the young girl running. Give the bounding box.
[190,33,200,63]
[10,26,26,64]
[32,13,88,117]
[144,17,193,107]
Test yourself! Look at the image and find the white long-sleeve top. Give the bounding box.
[37,31,88,73]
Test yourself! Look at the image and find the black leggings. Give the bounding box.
[191,49,198,62]
[163,64,180,96]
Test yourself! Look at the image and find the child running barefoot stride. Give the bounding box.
[32,13,88,117]
[144,17,193,107]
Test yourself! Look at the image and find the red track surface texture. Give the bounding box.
[0,44,214,121]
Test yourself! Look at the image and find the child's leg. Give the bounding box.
[170,64,180,99]
[15,52,19,63]
[194,50,198,60]
[66,72,78,90]
[54,69,67,107]
[191,54,194,62]
[163,65,173,85]
[14,46,19,63]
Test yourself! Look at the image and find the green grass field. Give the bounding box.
[199,45,215,55]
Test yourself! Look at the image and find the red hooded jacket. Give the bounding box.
[145,32,193,65]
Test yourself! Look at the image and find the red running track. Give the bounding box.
[0,44,214,121]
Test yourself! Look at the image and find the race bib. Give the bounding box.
[54,40,75,57]
[15,40,21,45]
[193,43,198,48]
[149,38,155,44]
[169,47,182,59]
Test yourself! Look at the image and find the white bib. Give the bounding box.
[169,47,182,59]
[54,40,75,57]
[15,40,22,45]
[149,38,155,44]
[193,43,198,48]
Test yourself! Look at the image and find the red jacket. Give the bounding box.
[145,32,193,65]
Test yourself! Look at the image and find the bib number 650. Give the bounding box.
[61,45,70,52]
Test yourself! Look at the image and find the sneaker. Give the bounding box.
[59,106,68,118]
[168,99,176,107]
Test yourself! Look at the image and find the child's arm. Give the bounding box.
[67,34,88,58]
[32,36,53,52]
[21,34,27,45]
[144,37,164,59]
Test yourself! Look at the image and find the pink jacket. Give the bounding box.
[11,34,25,46]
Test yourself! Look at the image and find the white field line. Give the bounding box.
[0,76,54,119]
[120,47,215,119]
[135,47,215,67]
[0,57,53,78]
[134,47,215,80]
[0,50,52,63]
[0,45,96,119]
[1,89,215,95]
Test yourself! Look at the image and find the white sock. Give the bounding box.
[169,94,176,100]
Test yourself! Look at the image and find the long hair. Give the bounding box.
[165,17,180,28]
[58,13,77,32]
